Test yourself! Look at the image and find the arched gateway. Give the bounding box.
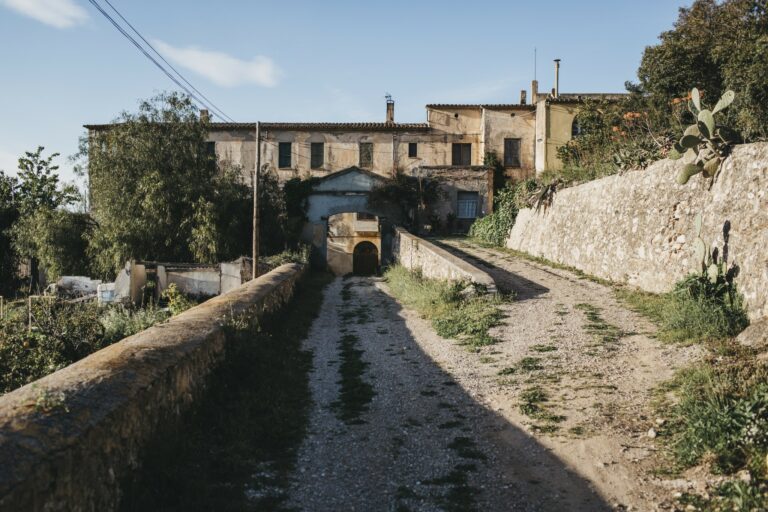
[353,241,379,275]
[302,167,395,274]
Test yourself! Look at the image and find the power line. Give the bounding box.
[99,0,235,123]
[87,0,236,123]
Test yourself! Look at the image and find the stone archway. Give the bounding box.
[353,241,379,275]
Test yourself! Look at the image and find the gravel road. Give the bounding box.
[286,275,612,511]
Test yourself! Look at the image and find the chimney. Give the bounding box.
[520,90,527,105]
[554,59,561,98]
[385,94,395,124]
[531,80,539,103]
[200,109,210,123]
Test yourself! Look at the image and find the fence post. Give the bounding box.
[28,296,32,332]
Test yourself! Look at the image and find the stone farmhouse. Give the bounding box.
[86,77,625,275]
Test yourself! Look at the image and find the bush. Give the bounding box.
[384,265,504,348]
[469,179,537,246]
[619,273,749,345]
[662,274,749,343]
[0,299,169,394]
[100,306,170,344]
[161,284,195,316]
[662,353,768,509]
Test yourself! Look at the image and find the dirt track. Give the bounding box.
[286,240,701,511]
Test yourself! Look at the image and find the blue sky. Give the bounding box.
[0,0,689,184]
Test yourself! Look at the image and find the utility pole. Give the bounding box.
[252,121,260,279]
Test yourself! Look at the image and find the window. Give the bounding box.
[310,142,324,169]
[457,191,479,219]
[205,141,216,160]
[356,212,376,221]
[359,142,373,168]
[572,118,583,137]
[278,142,292,168]
[503,138,521,167]
[451,143,471,166]
[408,142,418,158]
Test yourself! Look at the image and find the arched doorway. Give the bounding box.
[353,241,379,275]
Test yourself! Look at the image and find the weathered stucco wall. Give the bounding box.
[393,228,496,293]
[508,143,768,320]
[0,264,305,512]
[327,212,381,275]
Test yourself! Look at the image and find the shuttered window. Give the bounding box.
[310,142,324,169]
[457,191,479,219]
[359,142,373,168]
[504,138,521,167]
[408,142,418,158]
[451,143,471,166]
[278,142,292,168]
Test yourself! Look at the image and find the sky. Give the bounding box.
[0,0,690,185]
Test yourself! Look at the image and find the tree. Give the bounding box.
[84,92,230,277]
[82,91,291,278]
[15,147,78,215]
[635,0,768,141]
[0,172,19,296]
[8,147,79,292]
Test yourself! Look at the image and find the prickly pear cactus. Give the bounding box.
[668,88,737,185]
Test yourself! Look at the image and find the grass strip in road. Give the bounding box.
[384,264,505,350]
[119,271,333,512]
[332,332,376,425]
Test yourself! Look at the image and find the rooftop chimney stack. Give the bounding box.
[385,94,395,124]
[531,80,539,103]
[554,59,561,98]
[520,90,527,105]
[200,109,210,123]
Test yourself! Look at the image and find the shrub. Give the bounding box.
[161,283,194,316]
[384,265,504,348]
[100,306,170,344]
[469,179,537,246]
[664,344,768,477]
[662,274,749,343]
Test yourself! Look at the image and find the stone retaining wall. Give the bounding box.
[0,263,305,512]
[393,227,497,293]
[507,143,768,320]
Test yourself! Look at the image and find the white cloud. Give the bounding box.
[153,40,280,88]
[2,0,88,28]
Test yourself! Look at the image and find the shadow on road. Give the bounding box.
[430,239,550,300]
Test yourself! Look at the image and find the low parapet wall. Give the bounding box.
[393,227,497,293]
[507,142,768,321]
[0,263,305,512]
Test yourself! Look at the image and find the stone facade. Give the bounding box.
[507,143,768,321]
[393,227,496,293]
[0,264,305,512]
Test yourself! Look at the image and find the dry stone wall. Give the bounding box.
[0,264,305,512]
[393,227,497,293]
[507,143,768,320]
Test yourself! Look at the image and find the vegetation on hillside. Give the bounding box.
[554,0,766,183]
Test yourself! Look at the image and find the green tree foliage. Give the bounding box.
[636,0,768,141]
[469,179,538,246]
[84,92,220,276]
[369,172,442,230]
[0,172,19,295]
[6,147,80,290]
[11,209,92,282]
[83,92,301,277]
